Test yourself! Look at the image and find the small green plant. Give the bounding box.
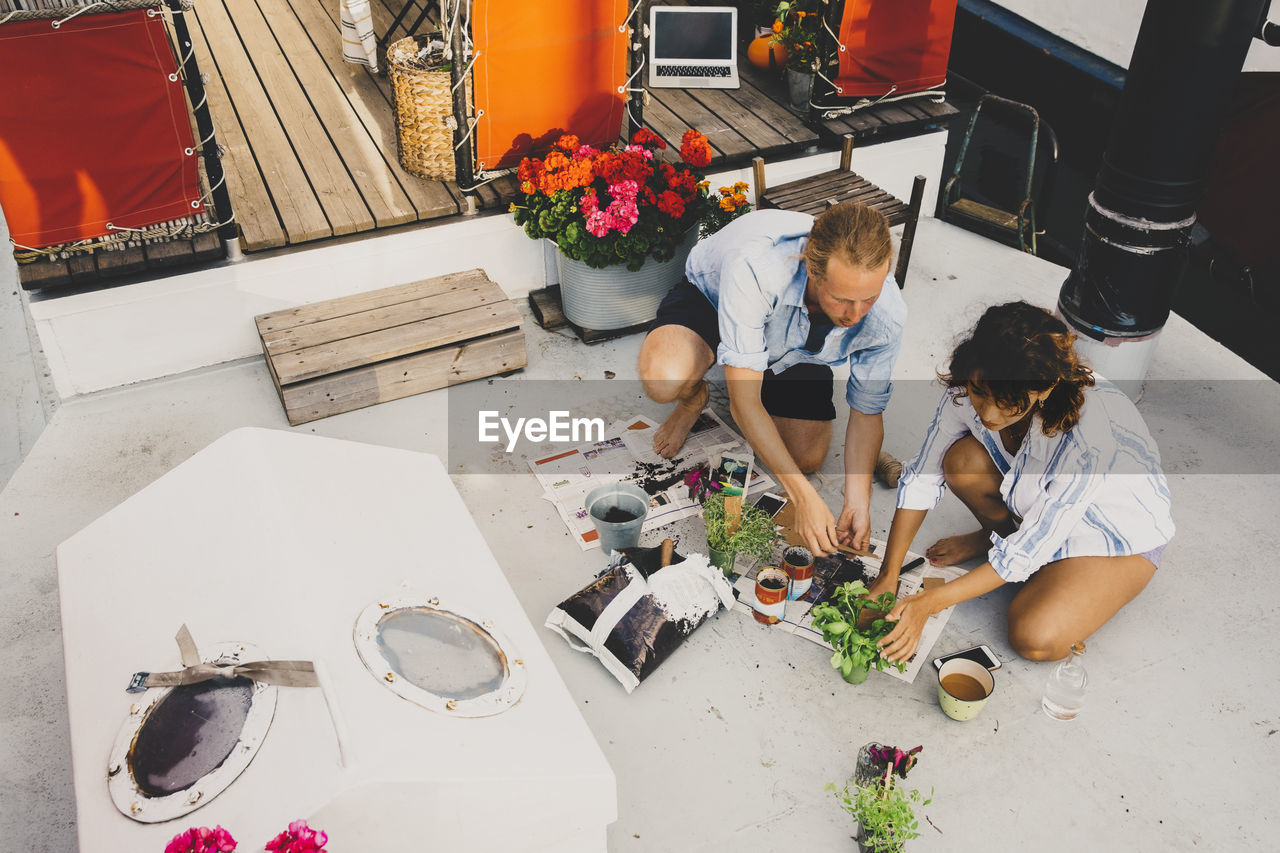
[702,492,779,561]
[810,580,903,682]
[827,744,931,853]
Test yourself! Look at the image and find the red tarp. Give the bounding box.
[0,11,200,248]
[472,0,627,170]
[829,0,958,99]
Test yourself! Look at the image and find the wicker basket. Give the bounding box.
[387,35,466,181]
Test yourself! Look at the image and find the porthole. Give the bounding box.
[107,642,277,823]
[354,598,527,717]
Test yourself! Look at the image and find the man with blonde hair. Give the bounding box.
[639,202,905,557]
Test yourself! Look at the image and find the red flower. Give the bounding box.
[629,128,667,150]
[595,150,653,185]
[656,190,686,219]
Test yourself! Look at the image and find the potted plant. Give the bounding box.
[511,128,730,330]
[772,0,822,110]
[828,743,932,853]
[701,491,779,575]
[810,580,902,684]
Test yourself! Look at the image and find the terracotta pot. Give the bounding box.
[747,34,787,71]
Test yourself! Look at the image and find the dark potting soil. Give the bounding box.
[598,506,638,523]
[759,577,787,591]
[631,459,692,496]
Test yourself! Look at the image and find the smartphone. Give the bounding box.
[933,645,1002,671]
[752,492,787,518]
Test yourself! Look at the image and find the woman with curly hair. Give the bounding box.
[869,301,1174,663]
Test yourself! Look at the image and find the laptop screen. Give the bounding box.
[652,9,734,61]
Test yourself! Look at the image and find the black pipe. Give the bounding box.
[1058,0,1268,340]
[166,0,237,250]
[449,4,474,190]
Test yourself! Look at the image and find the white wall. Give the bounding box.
[30,131,948,399]
[995,0,1280,72]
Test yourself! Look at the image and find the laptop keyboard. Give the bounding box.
[655,65,732,77]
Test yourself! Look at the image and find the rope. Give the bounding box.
[822,16,846,52]
[619,0,641,33]
[10,217,223,262]
[52,2,108,28]
[815,67,843,96]
[454,111,480,150]
[450,50,479,94]
[620,55,645,94]
[1,1,168,24]
[185,127,216,156]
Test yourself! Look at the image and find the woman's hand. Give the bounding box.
[878,590,937,664]
[793,493,839,557]
[836,503,871,551]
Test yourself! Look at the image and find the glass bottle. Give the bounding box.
[1042,640,1088,720]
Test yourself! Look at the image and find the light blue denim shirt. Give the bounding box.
[684,208,906,414]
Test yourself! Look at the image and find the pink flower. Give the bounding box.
[165,825,237,853]
[265,819,328,853]
[623,144,654,160]
[583,181,642,237]
[574,144,599,159]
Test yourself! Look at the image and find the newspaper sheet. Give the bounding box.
[530,409,776,550]
[731,538,965,683]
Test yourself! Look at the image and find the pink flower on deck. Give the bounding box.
[584,180,641,237]
[265,819,328,853]
[623,143,654,160]
[165,825,237,853]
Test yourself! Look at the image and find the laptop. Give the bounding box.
[648,5,739,90]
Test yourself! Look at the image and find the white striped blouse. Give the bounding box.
[896,379,1175,582]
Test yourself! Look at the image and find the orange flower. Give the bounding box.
[719,197,736,212]
[679,129,712,168]
[772,20,783,33]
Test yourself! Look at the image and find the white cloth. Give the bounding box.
[896,379,1175,582]
[340,0,378,72]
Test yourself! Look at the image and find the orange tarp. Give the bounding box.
[471,0,628,171]
[831,0,957,98]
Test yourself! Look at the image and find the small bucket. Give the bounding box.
[584,482,649,553]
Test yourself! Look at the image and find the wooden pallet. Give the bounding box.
[527,285,653,344]
[255,269,526,425]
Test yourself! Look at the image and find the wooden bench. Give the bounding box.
[752,134,927,286]
[255,269,526,425]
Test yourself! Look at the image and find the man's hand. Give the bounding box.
[793,493,839,557]
[878,589,937,664]
[836,503,871,551]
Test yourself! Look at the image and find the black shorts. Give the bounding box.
[650,279,837,422]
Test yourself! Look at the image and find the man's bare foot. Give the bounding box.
[653,380,709,458]
[925,529,991,566]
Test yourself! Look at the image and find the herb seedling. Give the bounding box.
[701,492,779,562]
[826,743,931,853]
[809,580,903,682]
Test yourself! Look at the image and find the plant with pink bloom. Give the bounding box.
[164,825,237,853]
[265,819,328,853]
[511,127,748,271]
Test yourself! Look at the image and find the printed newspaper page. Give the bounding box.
[731,538,965,683]
[530,410,776,550]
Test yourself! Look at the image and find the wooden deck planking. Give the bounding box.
[253,0,416,230]
[648,87,756,159]
[219,0,374,237]
[191,0,331,246]
[285,0,458,221]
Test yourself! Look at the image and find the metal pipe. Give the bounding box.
[1058,0,1269,364]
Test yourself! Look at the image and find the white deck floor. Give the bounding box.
[2,211,1278,851]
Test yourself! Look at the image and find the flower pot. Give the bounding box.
[556,231,696,331]
[707,546,737,577]
[785,67,813,112]
[842,662,871,684]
